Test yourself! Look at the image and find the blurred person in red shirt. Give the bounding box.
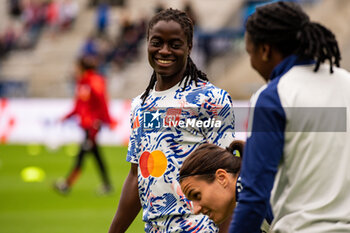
[54,55,115,195]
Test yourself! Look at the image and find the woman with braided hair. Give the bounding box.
[231,1,350,233]
[109,8,235,233]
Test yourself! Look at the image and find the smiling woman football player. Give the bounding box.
[108,8,235,233]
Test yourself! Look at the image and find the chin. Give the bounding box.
[212,216,225,225]
[215,219,225,225]
[157,72,172,78]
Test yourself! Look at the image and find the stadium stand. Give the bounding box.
[1,0,349,100]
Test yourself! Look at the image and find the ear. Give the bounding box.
[215,169,229,188]
[188,42,192,55]
[260,43,271,62]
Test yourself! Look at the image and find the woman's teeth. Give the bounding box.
[158,59,172,64]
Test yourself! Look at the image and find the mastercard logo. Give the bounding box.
[140,150,168,178]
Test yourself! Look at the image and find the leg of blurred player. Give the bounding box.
[54,128,112,195]
[88,127,113,195]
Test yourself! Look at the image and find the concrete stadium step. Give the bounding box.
[1,0,91,97]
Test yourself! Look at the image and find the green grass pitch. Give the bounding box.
[0,144,144,233]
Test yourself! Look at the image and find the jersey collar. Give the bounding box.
[270,55,315,81]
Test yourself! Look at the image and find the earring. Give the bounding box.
[262,56,268,62]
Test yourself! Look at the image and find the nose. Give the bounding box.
[159,44,171,55]
[192,201,202,215]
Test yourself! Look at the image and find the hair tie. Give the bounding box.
[226,147,241,157]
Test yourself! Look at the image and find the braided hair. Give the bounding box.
[179,140,244,183]
[246,1,341,73]
[141,8,208,104]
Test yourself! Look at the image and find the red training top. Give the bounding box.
[64,70,113,130]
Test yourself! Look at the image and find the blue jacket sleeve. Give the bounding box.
[230,82,285,233]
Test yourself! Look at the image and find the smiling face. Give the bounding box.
[180,170,237,224]
[147,20,191,84]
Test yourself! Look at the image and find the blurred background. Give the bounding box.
[1,0,349,232]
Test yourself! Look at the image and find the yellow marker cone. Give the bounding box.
[21,166,46,182]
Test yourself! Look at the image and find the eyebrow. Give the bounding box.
[170,39,184,44]
[150,35,184,42]
[149,36,162,40]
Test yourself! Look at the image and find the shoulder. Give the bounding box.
[193,80,228,94]
[254,75,285,109]
[206,82,232,101]
[130,94,143,110]
[249,84,267,107]
[185,80,233,105]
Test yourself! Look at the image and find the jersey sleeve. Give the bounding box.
[63,105,77,120]
[230,81,285,233]
[200,87,235,147]
[126,97,142,164]
[63,92,79,120]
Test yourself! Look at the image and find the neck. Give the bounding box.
[155,68,186,91]
[264,51,286,82]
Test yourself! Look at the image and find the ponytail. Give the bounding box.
[226,140,245,159]
[295,21,340,73]
[179,140,245,183]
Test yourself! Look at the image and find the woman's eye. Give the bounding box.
[171,44,181,49]
[193,193,201,200]
[150,41,161,47]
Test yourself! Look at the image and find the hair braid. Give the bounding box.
[246,1,341,73]
[180,57,208,91]
[141,8,208,104]
[140,71,157,104]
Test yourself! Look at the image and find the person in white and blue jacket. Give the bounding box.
[231,1,350,233]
